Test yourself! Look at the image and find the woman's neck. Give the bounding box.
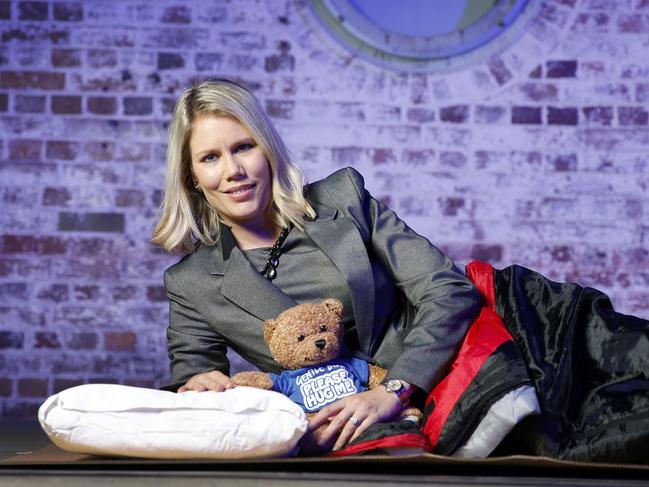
[229,221,281,250]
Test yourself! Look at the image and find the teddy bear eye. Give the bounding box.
[297,335,305,342]
[319,325,327,332]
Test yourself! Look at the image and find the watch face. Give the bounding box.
[385,379,403,393]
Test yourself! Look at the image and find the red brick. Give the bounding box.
[115,189,145,207]
[617,14,649,33]
[0,331,24,349]
[546,60,577,78]
[123,97,153,115]
[471,244,503,263]
[36,283,69,302]
[518,82,558,102]
[162,5,191,23]
[52,95,82,114]
[0,93,7,112]
[51,48,81,67]
[547,106,578,125]
[474,105,507,124]
[195,52,223,71]
[440,151,468,168]
[371,148,397,165]
[146,285,167,302]
[112,285,138,301]
[84,141,115,161]
[156,52,185,70]
[3,401,42,418]
[104,331,136,352]
[406,108,435,123]
[266,99,294,119]
[439,197,465,216]
[403,149,435,167]
[440,105,469,123]
[512,106,542,124]
[14,94,46,113]
[53,378,84,393]
[8,139,41,161]
[529,65,542,79]
[487,56,513,86]
[18,378,48,397]
[332,147,363,166]
[87,96,117,115]
[67,332,98,350]
[637,83,649,103]
[618,106,649,126]
[35,331,61,349]
[58,212,125,233]
[547,153,578,171]
[0,2,10,20]
[0,378,11,397]
[0,282,29,301]
[43,187,71,206]
[46,140,80,160]
[73,284,101,301]
[582,106,613,126]
[18,2,48,21]
[264,51,294,73]
[87,49,117,68]
[53,2,83,21]
[2,235,66,254]
[1,71,65,90]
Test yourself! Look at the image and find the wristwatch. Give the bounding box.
[382,378,411,406]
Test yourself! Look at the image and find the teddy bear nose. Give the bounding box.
[315,339,326,350]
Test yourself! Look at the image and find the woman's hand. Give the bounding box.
[307,386,402,451]
[177,370,235,392]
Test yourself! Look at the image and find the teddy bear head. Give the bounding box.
[264,298,345,370]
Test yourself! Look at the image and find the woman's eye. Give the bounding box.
[297,335,305,342]
[235,143,253,153]
[319,325,327,332]
[202,153,218,163]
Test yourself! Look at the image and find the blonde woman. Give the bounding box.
[153,79,481,452]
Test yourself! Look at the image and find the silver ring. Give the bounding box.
[349,417,360,427]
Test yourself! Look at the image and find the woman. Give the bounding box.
[152,79,481,451]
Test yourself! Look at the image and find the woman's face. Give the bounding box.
[189,114,273,233]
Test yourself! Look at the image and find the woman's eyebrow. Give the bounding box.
[194,138,255,160]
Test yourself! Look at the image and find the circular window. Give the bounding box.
[306,0,541,73]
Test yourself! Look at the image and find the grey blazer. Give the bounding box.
[163,167,481,393]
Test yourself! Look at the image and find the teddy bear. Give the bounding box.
[232,298,421,428]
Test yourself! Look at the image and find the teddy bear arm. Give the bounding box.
[231,371,274,389]
[367,364,388,389]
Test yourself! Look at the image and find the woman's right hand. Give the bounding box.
[177,370,235,392]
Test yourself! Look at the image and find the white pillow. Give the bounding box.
[38,384,308,459]
[452,384,540,459]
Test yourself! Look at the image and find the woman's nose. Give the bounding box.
[223,152,244,179]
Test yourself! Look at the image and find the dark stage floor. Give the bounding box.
[1,419,647,487]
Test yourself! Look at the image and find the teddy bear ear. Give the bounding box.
[323,298,343,319]
[263,319,277,343]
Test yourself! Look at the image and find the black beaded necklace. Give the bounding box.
[260,227,289,280]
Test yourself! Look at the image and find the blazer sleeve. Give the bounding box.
[162,268,230,391]
[339,167,481,393]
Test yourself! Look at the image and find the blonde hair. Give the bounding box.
[152,79,315,254]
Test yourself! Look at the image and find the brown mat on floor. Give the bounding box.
[2,443,648,476]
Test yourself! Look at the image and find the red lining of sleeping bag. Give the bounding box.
[465,260,496,311]
[327,432,430,457]
[422,260,512,447]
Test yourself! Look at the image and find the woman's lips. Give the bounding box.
[224,184,255,200]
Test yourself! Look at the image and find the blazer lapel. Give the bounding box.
[304,204,376,355]
[211,224,297,321]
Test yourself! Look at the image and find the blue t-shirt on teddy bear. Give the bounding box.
[269,358,369,412]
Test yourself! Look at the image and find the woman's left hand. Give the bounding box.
[307,386,402,451]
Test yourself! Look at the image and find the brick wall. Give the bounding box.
[1,0,647,418]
